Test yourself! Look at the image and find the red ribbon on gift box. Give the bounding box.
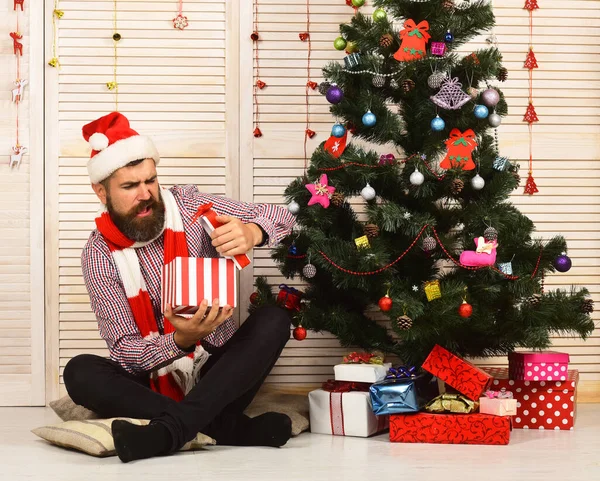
[192,203,251,270]
[322,379,371,393]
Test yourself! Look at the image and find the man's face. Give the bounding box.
[93,159,165,242]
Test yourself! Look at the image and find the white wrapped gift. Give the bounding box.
[308,389,388,437]
[334,363,392,383]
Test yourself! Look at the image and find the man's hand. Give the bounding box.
[211,215,263,256]
[165,300,233,350]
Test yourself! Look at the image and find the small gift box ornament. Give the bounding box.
[277,284,303,311]
[430,41,446,56]
[379,153,396,166]
[493,156,509,171]
[424,280,442,301]
[497,261,513,275]
[355,235,371,250]
[344,53,361,69]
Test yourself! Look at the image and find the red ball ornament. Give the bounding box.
[293,326,307,341]
[378,295,393,312]
[249,292,259,305]
[458,300,473,318]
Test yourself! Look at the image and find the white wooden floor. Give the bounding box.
[2,405,600,481]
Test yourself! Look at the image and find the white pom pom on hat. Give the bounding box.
[82,112,160,183]
[89,132,109,151]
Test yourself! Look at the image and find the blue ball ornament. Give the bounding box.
[430,115,445,131]
[362,110,376,127]
[331,123,346,138]
[474,104,489,119]
[444,30,454,43]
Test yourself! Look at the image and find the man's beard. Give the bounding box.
[107,191,165,243]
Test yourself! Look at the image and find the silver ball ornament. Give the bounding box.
[361,183,376,200]
[488,113,502,127]
[303,263,317,278]
[428,71,447,89]
[287,200,300,215]
[471,174,485,190]
[372,75,385,88]
[482,88,500,107]
[484,226,498,241]
[409,169,425,186]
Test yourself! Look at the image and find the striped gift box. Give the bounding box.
[162,257,237,314]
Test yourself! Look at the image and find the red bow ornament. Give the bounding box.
[394,19,430,62]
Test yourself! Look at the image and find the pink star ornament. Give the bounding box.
[305,174,336,208]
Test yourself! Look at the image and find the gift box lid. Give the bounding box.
[483,367,579,392]
[422,344,492,401]
[508,351,570,364]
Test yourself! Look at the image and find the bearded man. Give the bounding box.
[63,112,296,462]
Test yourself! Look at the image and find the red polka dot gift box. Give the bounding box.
[483,367,578,431]
[508,351,570,381]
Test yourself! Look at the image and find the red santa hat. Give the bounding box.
[82,111,160,183]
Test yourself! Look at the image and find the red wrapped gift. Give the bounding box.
[483,367,578,430]
[162,257,237,314]
[422,344,492,401]
[390,412,510,445]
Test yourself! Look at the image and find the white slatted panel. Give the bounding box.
[251,0,600,385]
[51,0,236,397]
[0,3,44,405]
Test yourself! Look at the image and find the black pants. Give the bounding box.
[63,306,291,452]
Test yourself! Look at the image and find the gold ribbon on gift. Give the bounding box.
[425,393,479,414]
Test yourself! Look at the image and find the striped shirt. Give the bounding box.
[81,184,296,374]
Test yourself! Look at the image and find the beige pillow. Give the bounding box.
[50,388,310,436]
[32,418,215,457]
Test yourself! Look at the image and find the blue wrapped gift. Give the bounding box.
[370,378,422,416]
[369,369,439,416]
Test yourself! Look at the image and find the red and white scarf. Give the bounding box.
[95,188,209,401]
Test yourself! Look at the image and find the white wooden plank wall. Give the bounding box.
[0,1,44,405]
[51,0,236,397]
[250,0,600,385]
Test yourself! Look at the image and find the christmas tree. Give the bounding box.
[252,0,594,365]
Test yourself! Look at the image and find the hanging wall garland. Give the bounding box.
[301,0,317,171]
[9,0,27,169]
[48,1,63,68]
[251,0,264,137]
[107,0,119,110]
[173,0,188,30]
[523,0,539,194]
